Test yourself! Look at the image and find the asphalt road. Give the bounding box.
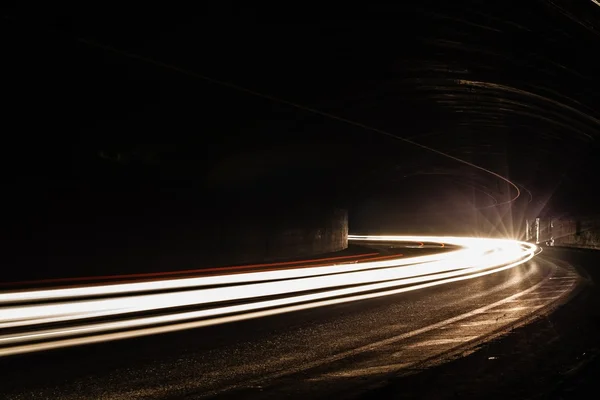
[0,240,579,399]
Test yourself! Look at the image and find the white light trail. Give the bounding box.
[0,236,537,356]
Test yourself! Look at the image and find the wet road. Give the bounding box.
[0,239,579,399]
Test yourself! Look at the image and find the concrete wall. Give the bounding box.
[553,217,600,250]
[206,207,348,265]
[3,198,348,281]
[528,216,600,250]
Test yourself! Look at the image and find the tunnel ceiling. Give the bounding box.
[5,1,600,217]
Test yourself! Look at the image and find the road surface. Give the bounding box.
[0,236,580,399]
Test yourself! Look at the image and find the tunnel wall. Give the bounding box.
[216,207,349,265]
[530,217,600,250]
[552,217,600,250]
[3,190,348,281]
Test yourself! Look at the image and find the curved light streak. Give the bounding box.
[0,236,537,356]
